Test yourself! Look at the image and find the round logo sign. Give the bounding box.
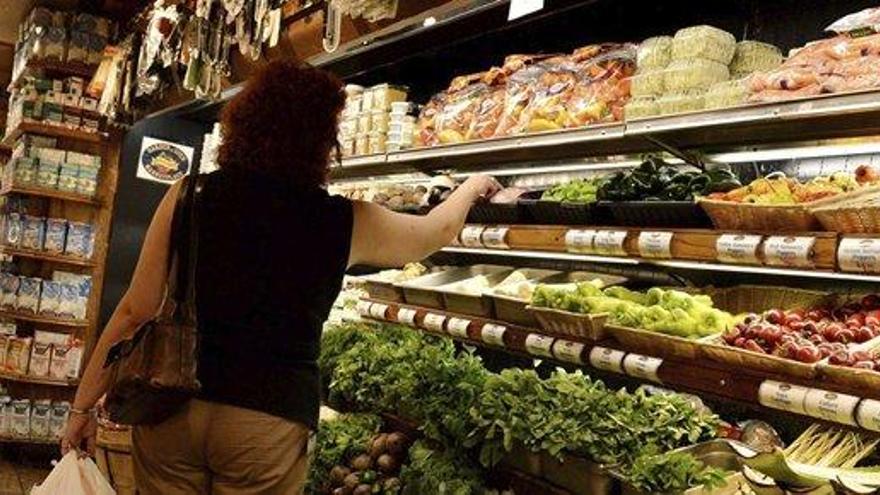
[140,142,189,182]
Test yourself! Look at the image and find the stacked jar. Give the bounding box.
[339,83,409,157]
[387,102,418,152]
[338,85,363,158]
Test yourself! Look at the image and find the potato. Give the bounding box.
[343,472,360,490]
[353,484,372,495]
[350,454,373,472]
[369,434,388,459]
[386,432,409,456]
[377,454,400,474]
[330,465,351,485]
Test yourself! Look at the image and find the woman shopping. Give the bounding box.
[61,59,500,494]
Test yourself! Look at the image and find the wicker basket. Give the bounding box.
[604,324,706,360]
[811,187,880,233]
[698,197,820,231]
[714,285,833,314]
[818,336,880,390]
[701,336,819,378]
[527,306,608,340]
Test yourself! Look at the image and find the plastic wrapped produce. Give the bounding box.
[433,73,487,144]
[826,6,880,36]
[517,57,579,133]
[730,41,783,78]
[565,44,637,126]
[493,62,548,136]
[637,36,673,71]
[466,68,508,140]
[671,25,736,64]
[625,96,660,119]
[629,71,665,97]
[657,90,706,115]
[663,58,729,92]
[415,93,445,147]
[705,78,749,109]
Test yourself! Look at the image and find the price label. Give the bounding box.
[525,334,554,358]
[552,340,585,364]
[804,388,859,426]
[638,231,674,259]
[447,317,472,338]
[763,236,816,268]
[508,0,544,21]
[838,238,880,273]
[369,303,389,320]
[588,346,625,374]
[423,313,446,332]
[481,323,507,347]
[593,231,628,256]
[622,353,663,383]
[460,226,486,248]
[481,227,510,249]
[356,300,373,316]
[564,229,597,254]
[396,307,417,326]
[856,399,880,432]
[716,234,763,264]
[758,380,808,414]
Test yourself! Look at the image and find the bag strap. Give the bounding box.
[167,158,202,322]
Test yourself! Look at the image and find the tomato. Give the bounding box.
[856,327,875,343]
[764,309,785,325]
[846,314,866,328]
[796,346,822,363]
[744,340,767,354]
[733,337,746,348]
[829,351,851,366]
[835,329,856,344]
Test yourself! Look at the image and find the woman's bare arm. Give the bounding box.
[349,175,500,268]
[71,181,182,413]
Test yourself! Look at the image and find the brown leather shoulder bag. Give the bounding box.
[103,172,202,425]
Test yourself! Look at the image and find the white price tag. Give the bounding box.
[588,346,625,374]
[803,388,859,426]
[508,0,544,21]
[638,231,674,259]
[396,307,417,326]
[525,334,554,358]
[622,353,663,383]
[593,231,628,256]
[564,229,597,254]
[460,226,486,248]
[481,227,510,249]
[758,380,808,414]
[838,238,880,273]
[447,317,472,338]
[856,399,880,432]
[716,234,763,264]
[369,303,389,319]
[481,324,507,346]
[423,313,446,332]
[763,236,816,268]
[552,340,585,364]
[356,300,373,316]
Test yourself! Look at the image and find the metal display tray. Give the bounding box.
[395,264,511,311]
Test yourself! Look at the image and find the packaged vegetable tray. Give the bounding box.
[600,200,712,228]
[671,25,737,64]
[565,43,637,127]
[624,96,660,120]
[433,73,489,145]
[729,41,783,79]
[704,79,749,110]
[636,36,673,71]
[656,90,707,115]
[629,71,665,97]
[663,59,730,92]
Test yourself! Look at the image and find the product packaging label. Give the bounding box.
[638,231,674,259]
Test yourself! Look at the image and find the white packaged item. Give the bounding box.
[29,342,51,378]
[4,213,22,247]
[57,284,79,319]
[6,337,32,375]
[30,450,116,495]
[16,277,42,314]
[38,281,62,316]
[0,395,11,436]
[20,215,46,251]
[10,399,30,437]
[35,330,67,346]
[49,344,71,380]
[30,399,51,438]
[65,341,83,379]
[65,222,94,258]
[43,219,67,255]
[0,274,19,310]
[49,402,69,439]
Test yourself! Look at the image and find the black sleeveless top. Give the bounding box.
[193,169,352,429]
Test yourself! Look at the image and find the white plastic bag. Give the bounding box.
[31,451,116,495]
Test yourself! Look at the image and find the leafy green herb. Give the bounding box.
[400,440,486,495]
[305,413,382,494]
[628,451,728,493]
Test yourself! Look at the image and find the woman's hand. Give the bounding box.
[61,411,97,457]
[460,175,502,202]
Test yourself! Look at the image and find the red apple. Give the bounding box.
[744,340,766,354]
[797,346,822,363]
[764,309,785,325]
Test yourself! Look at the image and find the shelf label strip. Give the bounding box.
[588,346,625,374]
[803,388,859,426]
[525,333,554,358]
[565,229,597,254]
[638,231,674,259]
[838,238,880,273]
[763,236,816,268]
[552,339,585,364]
[396,307,417,326]
[758,380,808,415]
[716,234,763,264]
[447,317,472,338]
[622,353,663,384]
[481,323,507,346]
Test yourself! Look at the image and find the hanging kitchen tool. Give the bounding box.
[323,0,342,53]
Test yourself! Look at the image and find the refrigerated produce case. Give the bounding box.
[121,1,880,494]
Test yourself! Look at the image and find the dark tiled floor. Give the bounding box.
[0,448,54,495]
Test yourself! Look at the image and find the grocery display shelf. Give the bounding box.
[0,310,88,329]
[0,370,77,387]
[7,59,97,91]
[441,224,880,282]
[1,184,101,206]
[331,90,880,179]
[0,246,95,268]
[356,298,880,432]
[0,122,106,148]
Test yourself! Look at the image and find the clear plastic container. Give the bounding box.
[345,84,364,97]
[624,96,660,120]
[663,58,730,92]
[637,36,673,71]
[730,41,784,78]
[671,25,737,64]
[705,78,749,110]
[389,120,415,135]
[357,114,372,133]
[339,117,357,138]
[345,94,363,117]
[340,139,355,157]
[371,110,390,133]
[629,71,665,97]
[390,101,415,115]
[657,90,706,115]
[368,132,387,154]
[371,84,408,111]
[354,133,369,156]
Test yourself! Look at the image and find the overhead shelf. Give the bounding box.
[0,246,96,268]
[0,370,78,387]
[1,184,102,206]
[7,58,97,92]
[332,90,880,179]
[0,310,88,329]
[357,299,880,432]
[0,122,106,148]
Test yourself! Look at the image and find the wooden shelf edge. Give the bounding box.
[0,436,59,446]
[0,310,88,328]
[1,122,106,148]
[8,59,97,91]
[1,184,101,206]
[0,371,78,387]
[0,246,96,268]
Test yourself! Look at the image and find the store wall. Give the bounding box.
[99,116,208,326]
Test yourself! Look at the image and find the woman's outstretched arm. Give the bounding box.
[349,175,501,268]
[62,181,182,454]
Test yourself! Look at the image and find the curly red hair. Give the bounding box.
[217,60,345,187]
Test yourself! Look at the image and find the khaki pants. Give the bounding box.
[133,399,310,495]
